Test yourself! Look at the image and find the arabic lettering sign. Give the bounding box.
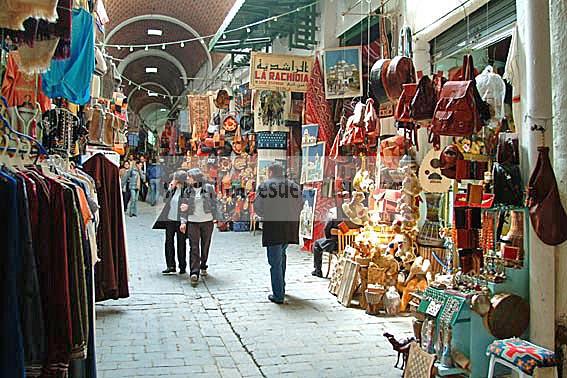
[250,52,313,93]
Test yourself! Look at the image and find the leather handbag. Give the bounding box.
[394,83,418,122]
[369,59,392,103]
[363,98,379,147]
[411,75,437,121]
[232,124,243,154]
[526,146,567,245]
[497,132,520,165]
[385,56,416,100]
[493,162,523,206]
[431,55,482,147]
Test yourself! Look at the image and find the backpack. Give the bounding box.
[430,55,483,148]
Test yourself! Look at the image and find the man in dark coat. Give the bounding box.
[254,163,302,304]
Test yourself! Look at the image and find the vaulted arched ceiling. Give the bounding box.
[104,0,237,115]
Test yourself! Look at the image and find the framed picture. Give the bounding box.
[253,90,291,132]
[300,188,318,240]
[323,47,363,100]
[301,124,319,147]
[301,142,325,184]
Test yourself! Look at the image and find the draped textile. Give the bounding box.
[83,154,129,302]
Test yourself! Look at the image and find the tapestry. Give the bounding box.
[187,95,210,138]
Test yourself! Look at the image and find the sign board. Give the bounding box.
[249,52,313,93]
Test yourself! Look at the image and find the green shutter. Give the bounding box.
[431,0,516,65]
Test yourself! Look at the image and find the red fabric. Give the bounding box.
[305,57,336,152]
[1,52,51,112]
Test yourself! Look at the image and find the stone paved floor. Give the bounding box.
[95,202,413,378]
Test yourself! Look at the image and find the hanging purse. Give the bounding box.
[439,144,464,179]
[493,162,523,206]
[395,83,418,122]
[364,98,379,147]
[411,75,437,121]
[526,146,567,245]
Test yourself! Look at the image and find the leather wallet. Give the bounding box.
[467,184,484,205]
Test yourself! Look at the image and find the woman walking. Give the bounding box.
[152,171,188,274]
[180,168,218,286]
[126,161,144,217]
[120,161,131,211]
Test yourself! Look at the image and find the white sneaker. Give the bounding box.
[190,274,199,286]
[200,269,208,277]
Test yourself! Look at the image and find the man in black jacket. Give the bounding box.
[254,163,302,304]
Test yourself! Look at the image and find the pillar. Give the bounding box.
[518,0,555,349]
[550,0,567,324]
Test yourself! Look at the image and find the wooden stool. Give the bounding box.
[487,338,559,378]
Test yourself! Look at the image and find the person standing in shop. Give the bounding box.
[179,168,218,287]
[120,161,131,211]
[152,170,188,274]
[254,163,302,304]
[147,159,164,206]
[139,154,149,202]
[126,160,145,217]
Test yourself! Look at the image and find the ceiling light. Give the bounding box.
[117,45,121,50]
[180,42,185,47]
[147,29,163,36]
[148,92,158,97]
[129,46,134,52]
[146,67,158,73]
[145,45,149,51]
[159,109,167,112]
[162,44,166,50]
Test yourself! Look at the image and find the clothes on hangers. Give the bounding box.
[83,153,130,302]
[1,52,51,112]
[0,0,58,31]
[42,8,94,105]
[0,162,100,378]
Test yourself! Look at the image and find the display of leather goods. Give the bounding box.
[418,149,452,193]
[341,102,366,146]
[394,83,418,122]
[497,132,520,165]
[430,55,482,147]
[455,159,489,180]
[484,293,530,339]
[246,133,256,155]
[417,192,445,247]
[222,111,239,132]
[214,89,231,110]
[526,146,567,245]
[493,162,523,206]
[233,155,247,171]
[102,113,115,146]
[369,58,392,103]
[88,107,104,144]
[411,75,437,121]
[471,292,491,316]
[439,144,464,179]
[385,56,416,100]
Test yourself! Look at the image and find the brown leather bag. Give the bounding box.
[103,113,115,146]
[526,146,567,246]
[385,56,416,100]
[369,59,392,104]
[88,108,104,143]
[411,75,436,121]
[395,83,418,122]
[430,56,481,147]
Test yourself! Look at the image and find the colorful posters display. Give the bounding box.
[323,47,363,100]
[250,52,314,92]
[301,142,325,184]
[299,188,317,240]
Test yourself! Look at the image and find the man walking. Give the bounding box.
[126,161,145,217]
[254,163,302,304]
[147,159,163,206]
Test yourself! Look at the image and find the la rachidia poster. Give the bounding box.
[250,52,313,93]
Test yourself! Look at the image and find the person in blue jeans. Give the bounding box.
[146,159,163,206]
[126,161,145,217]
[254,163,302,304]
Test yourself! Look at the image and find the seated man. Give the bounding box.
[312,207,341,278]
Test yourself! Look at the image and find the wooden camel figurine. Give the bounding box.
[383,332,416,370]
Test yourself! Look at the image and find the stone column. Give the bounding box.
[550,0,567,325]
[517,0,555,349]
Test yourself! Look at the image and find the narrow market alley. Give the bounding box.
[95,202,413,378]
